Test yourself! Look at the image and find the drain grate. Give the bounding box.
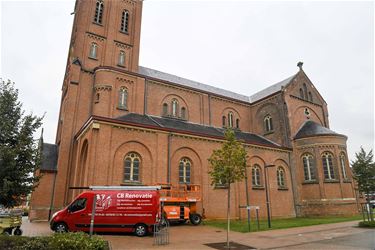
[205,242,256,250]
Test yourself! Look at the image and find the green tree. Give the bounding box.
[0,79,43,207]
[351,147,375,221]
[208,129,247,248]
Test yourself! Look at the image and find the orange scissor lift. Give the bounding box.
[157,183,202,225]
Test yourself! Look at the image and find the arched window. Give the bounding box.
[228,112,233,128]
[277,167,286,188]
[340,153,348,180]
[94,0,104,24]
[95,93,100,103]
[299,88,304,99]
[121,10,130,33]
[303,83,308,100]
[302,154,316,181]
[171,99,178,117]
[162,103,168,116]
[118,51,125,66]
[264,115,273,132]
[322,152,335,180]
[89,43,98,59]
[252,165,261,186]
[179,158,191,184]
[181,107,186,119]
[236,118,240,129]
[124,152,140,182]
[118,87,128,109]
[308,92,313,102]
[222,116,226,127]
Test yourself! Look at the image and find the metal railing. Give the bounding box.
[153,219,169,245]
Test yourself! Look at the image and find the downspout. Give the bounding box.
[144,79,148,115]
[208,94,212,126]
[167,133,171,184]
[48,170,58,220]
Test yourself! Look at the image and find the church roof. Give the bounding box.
[40,143,58,172]
[138,66,297,104]
[294,120,345,139]
[115,113,285,149]
[249,74,297,102]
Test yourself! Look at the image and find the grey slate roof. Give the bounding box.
[250,74,297,103]
[138,66,297,104]
[116,113,282,148]
[294,120,345,139]
[41,143,58,171]
[138,66,251,103]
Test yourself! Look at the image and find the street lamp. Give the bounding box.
[264,164,275,228]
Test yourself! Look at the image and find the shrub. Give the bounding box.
[0,233,109,250]
[358,221,375,228]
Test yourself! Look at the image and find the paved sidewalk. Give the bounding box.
[22,218,374,250]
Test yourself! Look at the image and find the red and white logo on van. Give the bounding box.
[96,194,112,210]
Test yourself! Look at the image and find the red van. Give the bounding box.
[50,186,160,236]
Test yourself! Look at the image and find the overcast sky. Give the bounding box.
[1,0,374,161]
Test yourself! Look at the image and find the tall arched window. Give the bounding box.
[179,158,191,184]
[277,167,286,188]
[121,10,130,33]
[171,99,178,117]
[124,152,140,182]
[302,154,315,181]
[308,92,313,102]
[89,43,98,59]
[94,0,104,24]
[118,87,128,109]
[252,165,261,186]
[228,112,233,128]
[303,83,308,100]
[162,103,168,116]
[181,107,186,119]
[118,51,125,66]
[322,152,335,180]
[236,119,240,129]
[299,88,304,99]
[264,115,273,132]
[340,153,348,180]
[222,116,226,127]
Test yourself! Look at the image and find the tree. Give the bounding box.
[0,79,43,207]
[208,129,247,248]
[351,147,375,221]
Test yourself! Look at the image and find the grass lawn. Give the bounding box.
[204,214,363,233]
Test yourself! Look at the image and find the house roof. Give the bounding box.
[294,120,346,139]
[115,113,285,149]
[41,143,58,172]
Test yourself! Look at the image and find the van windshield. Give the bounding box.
[69,198,87,213]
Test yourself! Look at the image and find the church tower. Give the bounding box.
[51,0,144,212]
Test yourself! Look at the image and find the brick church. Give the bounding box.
[29,0,359,221]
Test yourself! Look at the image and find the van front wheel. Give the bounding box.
[134,224,147,237]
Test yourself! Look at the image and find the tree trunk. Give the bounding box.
[227,183,231,248]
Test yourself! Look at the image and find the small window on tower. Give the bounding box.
[94,0,104,25]
[121,10,130,34]
[118,51,125,67]
[118,87,128,110]
[89,43,98,59]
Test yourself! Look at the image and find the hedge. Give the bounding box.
[358,221,375,228]
[0,232,109,250]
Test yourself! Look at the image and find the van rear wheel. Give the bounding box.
[134,224,147,237]
[54,222,68,233]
